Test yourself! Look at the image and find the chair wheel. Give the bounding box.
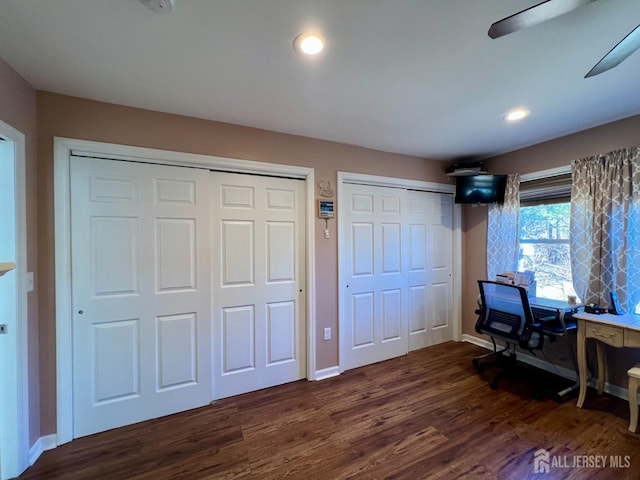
[532,391,544,401]
[490,380,498,390]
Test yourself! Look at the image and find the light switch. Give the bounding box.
[26,272,34,292]
[323,327,331,340]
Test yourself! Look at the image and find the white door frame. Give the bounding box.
[337,171,462,373]
[0,119,29,478]
[54,137,316,445]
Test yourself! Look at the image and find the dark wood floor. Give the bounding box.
[20,342,640,479]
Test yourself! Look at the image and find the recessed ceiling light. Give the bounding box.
[293,33,325,56]
[504,108,530,122]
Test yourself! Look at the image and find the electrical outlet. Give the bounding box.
[323,229,330,239]
[323,327,331,340]
[0,324,7,334]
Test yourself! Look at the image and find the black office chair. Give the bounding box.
[472,280,545,394]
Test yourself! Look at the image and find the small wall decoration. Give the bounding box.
[318,180,334,198]
[318,200,335,218]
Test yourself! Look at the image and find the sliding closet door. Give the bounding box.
[340,183,455,371]
[211,172,306,399]
[341,183,409,370]
[407,191,454,350]
[69,155,309,435]
[70,156,212,438]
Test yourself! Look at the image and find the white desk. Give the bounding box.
[574,312,640,408]
[529,296,580,331]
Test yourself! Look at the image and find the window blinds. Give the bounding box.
[520,172,572,205]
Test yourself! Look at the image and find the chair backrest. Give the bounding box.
[475,280,543,350]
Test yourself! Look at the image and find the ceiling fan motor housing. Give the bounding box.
[141,0,174,14]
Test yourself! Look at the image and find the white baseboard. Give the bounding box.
[314,366,340,381]
[605,383,630,401]
[29,434,57,466]
[461,334,630,402]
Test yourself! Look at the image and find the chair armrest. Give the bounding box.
[519,322,544,350]
[541,319,578,335]
[530,322,544,332]
[563,321,577,332]
[474,307,486,334]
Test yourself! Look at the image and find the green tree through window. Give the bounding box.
[518,203,578,301]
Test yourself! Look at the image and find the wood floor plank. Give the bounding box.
[331,426,449,480]
[19,342,640,480]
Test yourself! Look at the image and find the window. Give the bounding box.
[518,169,639,311]
[518,203,578,301]
[518,169,578,302]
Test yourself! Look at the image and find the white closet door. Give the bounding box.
[425,193,454,345]
[70,157,212,438]
[407,191,454,350]
[341,183,409,370]
[212,172,306,399]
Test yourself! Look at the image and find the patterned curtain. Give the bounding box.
[570,148,640,312]
[487,173,520,281]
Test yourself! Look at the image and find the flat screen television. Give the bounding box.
[455,175,507,204]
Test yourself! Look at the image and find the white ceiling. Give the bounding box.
[1,0,640,161]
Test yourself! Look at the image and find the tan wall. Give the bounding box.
[0,58,40,446]
[461,203,488,336]
[36,91,453,435]
[461,114,640,385]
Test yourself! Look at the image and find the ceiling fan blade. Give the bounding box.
[488,0,597,39]
[585,25,640,78]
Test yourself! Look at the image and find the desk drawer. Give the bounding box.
[626,329,640,348]
[586,323,624,347]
